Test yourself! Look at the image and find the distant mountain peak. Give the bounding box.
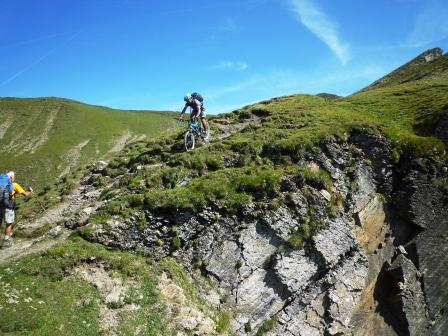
[413,47,443,63]
[360,47,447,92]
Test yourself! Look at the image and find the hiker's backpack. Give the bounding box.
[191,92,204,103]
[0,174,13,209]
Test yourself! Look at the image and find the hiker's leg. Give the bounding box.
[5,224,12,238]
[0,208,5,235]
[4,209,14,238]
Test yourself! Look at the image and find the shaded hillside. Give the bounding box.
[0,97,179,192]
[0,48,447,335]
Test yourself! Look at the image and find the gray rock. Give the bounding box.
[387,254,429,335]
[274,249,319,293]
[313,217,355,266]
[205,240,240,289]
[233,269,286,332]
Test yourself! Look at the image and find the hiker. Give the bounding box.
[178,93,209,137]
[0,171,33,245]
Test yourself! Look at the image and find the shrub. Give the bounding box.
[238,110,251,120]
[205,155,224,171]
[171,236,181,251]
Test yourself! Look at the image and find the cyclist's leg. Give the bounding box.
[200,117,208,133]
[199,111,209,139]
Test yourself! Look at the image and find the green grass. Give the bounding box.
[343,78,448,155]
[99,69,447,218]
[255,315,278,336]
[287,215,325,250]
[0,97,180,193]
[0,235,220,335]
[0,97,181,226]
[216,311,231,333]
[361,49,448,91]
[143,166,283,213]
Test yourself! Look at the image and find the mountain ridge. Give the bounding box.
[360,47,448,92]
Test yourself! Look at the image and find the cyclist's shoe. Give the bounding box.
[202,132,210,143]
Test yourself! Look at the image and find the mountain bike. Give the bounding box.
[183,119,209,151]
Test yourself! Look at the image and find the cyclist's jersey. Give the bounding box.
[182,98,203,115]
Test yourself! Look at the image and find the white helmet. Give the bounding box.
[184,93,192,101]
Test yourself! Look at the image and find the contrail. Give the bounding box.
[0,30,83,87]
[0,32,68,50]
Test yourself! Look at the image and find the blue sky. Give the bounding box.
[1,0,448,113]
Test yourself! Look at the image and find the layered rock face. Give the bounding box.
[87,131,447,335]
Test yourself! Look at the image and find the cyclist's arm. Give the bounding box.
[179,104,188,119]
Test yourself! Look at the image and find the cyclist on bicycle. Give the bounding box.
[178,93,209,138]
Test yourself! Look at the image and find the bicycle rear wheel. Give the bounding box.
[184,131,195,151]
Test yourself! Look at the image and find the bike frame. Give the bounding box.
[188,120,202,136]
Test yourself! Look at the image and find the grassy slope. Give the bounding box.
[136,75,446,215]
[0,97,179,192]
[1,50,447,335]
[361,49,448,91]
[0,234,217,335]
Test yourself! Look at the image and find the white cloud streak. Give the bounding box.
[288,0,350,64]
[220,18,238,33]
[210,61,248,71]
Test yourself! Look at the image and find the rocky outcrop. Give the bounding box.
[386,156,448,335]
[84,131,448,335]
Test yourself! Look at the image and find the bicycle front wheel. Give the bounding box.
[184,131,195,151]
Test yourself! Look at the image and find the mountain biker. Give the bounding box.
[178,93,209,138]
[0,171,33,246]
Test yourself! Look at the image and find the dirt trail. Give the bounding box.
[0,229,71,264]
[26,104,61,154]
[0,174,106,264]
[211,114,262,141]
[8,104,61,155]
[109,130,132,154]
[0,116,13,140]
[58,139,91,178]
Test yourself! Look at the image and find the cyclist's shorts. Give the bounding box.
[190,108,206,119]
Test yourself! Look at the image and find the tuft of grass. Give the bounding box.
[288,216,325,250]
[216,311,231,333]
[255,315,278,336]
